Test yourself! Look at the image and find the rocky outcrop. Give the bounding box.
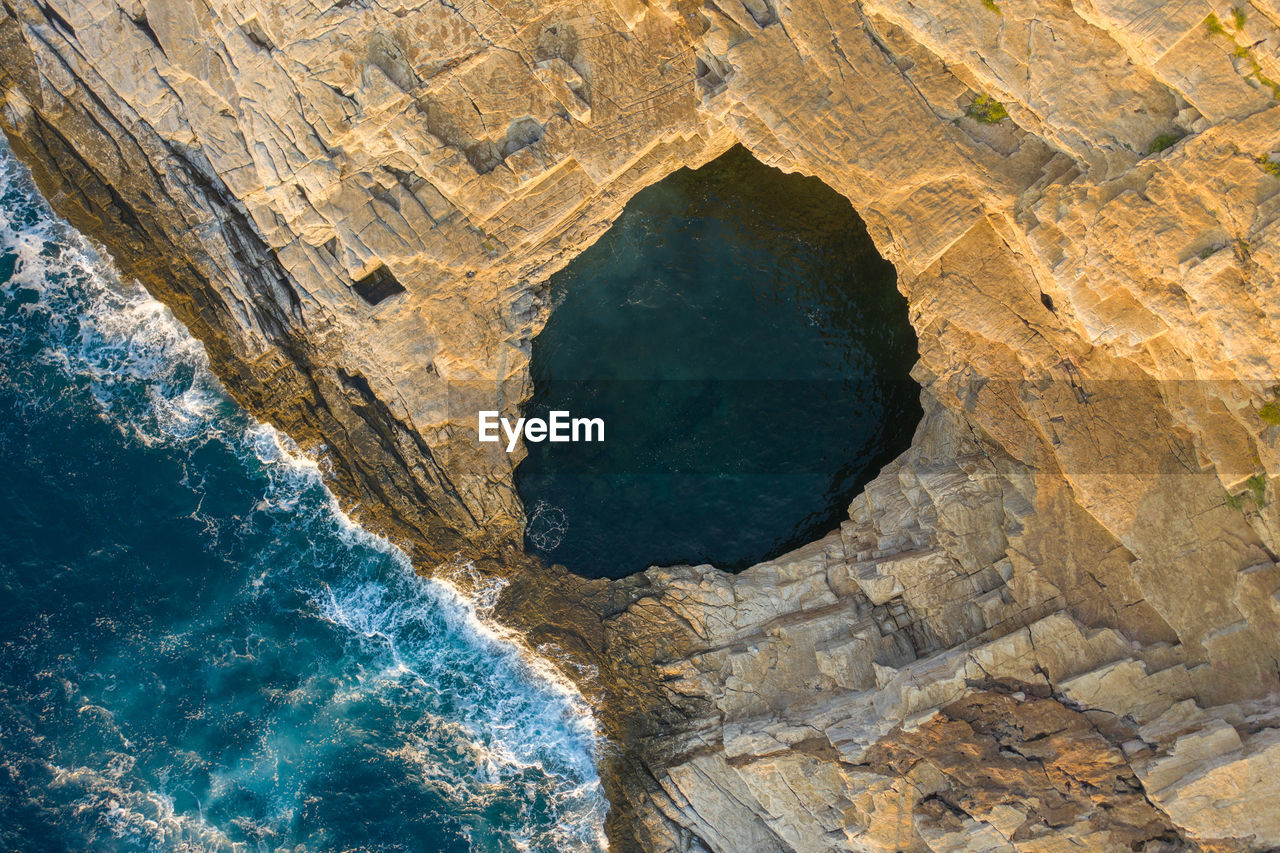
[2,0,1280,849]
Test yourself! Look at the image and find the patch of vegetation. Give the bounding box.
[1258,156,1280,178]
[1232,46,1280,99]
[1247,474,1268,504]
[1199,245,1217,259]
[1259,397,1280,425]
[1147,132,1184,154]
[1252,66,1280,100]
[982,0,1002,14]
[967,94,1009,124]
[1225,474,1268,510]
[1205,16,1280,100]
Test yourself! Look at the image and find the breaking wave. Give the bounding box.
[0,140,607,851]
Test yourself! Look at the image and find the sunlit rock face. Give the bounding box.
[2,0,1280,849]
[517,145,920,578]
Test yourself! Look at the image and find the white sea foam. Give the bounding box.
[0,145,224,450]
[46,760,241,851]
[526,500,569,551]
[310,563,608,848]
[0,140,609,850]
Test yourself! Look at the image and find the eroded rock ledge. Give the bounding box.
[2,0,1280,848]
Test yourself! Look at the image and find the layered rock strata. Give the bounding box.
[2,0,1280,848]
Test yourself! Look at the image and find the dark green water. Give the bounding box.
[517,146,921,579]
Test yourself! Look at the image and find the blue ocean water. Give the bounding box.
[0,143,607,850]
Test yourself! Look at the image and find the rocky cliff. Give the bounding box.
[2,0,1280,848]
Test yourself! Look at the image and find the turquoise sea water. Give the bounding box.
[518,146,921,578]
[0,143,606,850]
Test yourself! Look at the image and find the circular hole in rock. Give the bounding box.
[516,145,921,579]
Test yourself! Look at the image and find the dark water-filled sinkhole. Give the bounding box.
[516,145,922,579]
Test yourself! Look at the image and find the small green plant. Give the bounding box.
[1202,5,1278,99]
[1199,245,1217,259]
[1147,132,1184,154]
[1239,49,1280,98]
[1246,474,1268,504]
[1223,40,1280,99]
[1253,67,1280,100]
[1259,398,1280,425]
[967,94,1009,123]
[1225,474,1268,510]
[982,0,1002,14]
[1259,156,1280,178]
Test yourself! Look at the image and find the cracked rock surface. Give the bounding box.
[2,0,1280,848]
